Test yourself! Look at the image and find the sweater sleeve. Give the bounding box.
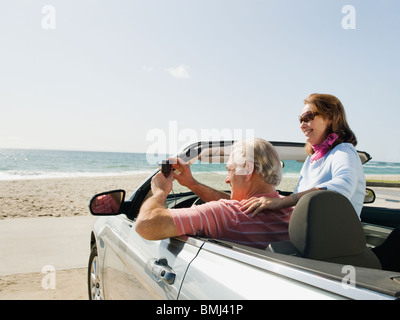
[316,144,359,199]
[169,202,222,238]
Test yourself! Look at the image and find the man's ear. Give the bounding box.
[235,161,254,177]
[244,162,254,181]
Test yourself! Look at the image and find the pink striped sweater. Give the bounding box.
[169,192,292,249]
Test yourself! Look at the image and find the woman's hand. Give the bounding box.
[242,196,284,217]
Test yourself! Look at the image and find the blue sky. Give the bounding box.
[0,1,399,162]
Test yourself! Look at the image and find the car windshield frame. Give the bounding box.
[169,140,371,195]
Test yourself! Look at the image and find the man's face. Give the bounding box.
[225,157,248,201]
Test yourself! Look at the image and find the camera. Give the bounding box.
[159,160,172,174]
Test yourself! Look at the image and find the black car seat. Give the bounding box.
[372,227,400,272]
[269,190,382,269]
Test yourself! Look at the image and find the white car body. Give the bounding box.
[88,141,400,300]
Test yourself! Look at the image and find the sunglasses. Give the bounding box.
[299,111,319,124]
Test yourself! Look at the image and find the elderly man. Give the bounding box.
[135,138,292,249]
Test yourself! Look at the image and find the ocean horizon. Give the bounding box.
[1,148,399,181]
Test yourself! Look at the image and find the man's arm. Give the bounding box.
[185,180,230,202]
[135,172,179,240]
[171,157,230,202]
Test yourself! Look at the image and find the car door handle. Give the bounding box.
[150,258,176,285]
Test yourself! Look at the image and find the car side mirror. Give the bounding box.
[89,190,126,215]
[364,188,376,204]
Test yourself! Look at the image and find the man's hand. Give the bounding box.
[151,171,174,197]
[169,157,230,202]
[135,171,178,241]
[169,157,197,188]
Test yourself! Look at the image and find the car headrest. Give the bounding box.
[289,190,366,260]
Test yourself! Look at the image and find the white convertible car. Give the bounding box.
[87,140,400,300]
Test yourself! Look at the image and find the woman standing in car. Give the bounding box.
[244,93,366,217]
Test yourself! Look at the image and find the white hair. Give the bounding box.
[230,138,282,185]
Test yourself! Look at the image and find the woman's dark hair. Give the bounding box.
[303,93,357,155]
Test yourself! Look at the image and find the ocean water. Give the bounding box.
[0,148,399,181]
[0,149,154,180]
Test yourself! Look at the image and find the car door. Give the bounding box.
[101,214,203,299]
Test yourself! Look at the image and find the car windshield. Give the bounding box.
[170,163,229,195]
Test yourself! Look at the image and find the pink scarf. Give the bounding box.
[310,133,339,163]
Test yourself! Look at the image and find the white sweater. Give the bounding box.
[294,143,366,217]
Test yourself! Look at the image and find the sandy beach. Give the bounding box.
[365,175,400,182]
[0,174,303,220]
[0,174,151,220]
[0,174,151,300]
[0,268,88,300]
[0,174,399,300]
